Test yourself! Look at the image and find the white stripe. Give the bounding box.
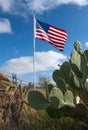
[49,38,66,44]
[36,36,64,50]
[52,43,64,47]
[36,31,48,38]
[48,30,68,40]
[36,29,46,35]
[50,26,68,37]
[36,35,65,47]
[36,28,68,40]
[36,32,65,44]
[48,33,66,42]
[36,35,50,42]
[36,31,66,44]
[56,47,64,50]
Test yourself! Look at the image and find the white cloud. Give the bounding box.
[57,0,88,6]
[85,42,88,48]
[25,0,88,13]
[0,18,12,33]
[0,0,13,12]
[35,51,67,71]
[0,0,88,15]
[0,51,67,75]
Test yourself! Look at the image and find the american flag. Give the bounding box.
[35,19,68,51]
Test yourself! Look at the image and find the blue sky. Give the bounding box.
[0,0,88,84]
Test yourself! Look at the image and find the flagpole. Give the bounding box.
[33,14,36,90]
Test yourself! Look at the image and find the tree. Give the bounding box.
[38,76,51,87]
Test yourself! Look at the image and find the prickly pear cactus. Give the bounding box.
[28,82,75,118]
[27,40,88,119]
[69,41,88,107]
[74,41,84,55]
[28,90,50,110]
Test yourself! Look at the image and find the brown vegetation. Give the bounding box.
[0,73,46,130]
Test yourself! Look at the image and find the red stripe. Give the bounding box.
[49,42,64,50]
[36,37,51,44]
[36,30,49,39]
[50,25,67,34]
[36,37,64,50]
[36,29,67,43]
[48,30,68,40]
[36,33,65,45]
[49,41,65,47]
[35,27,67,51]
[48,34,67,43]
[50,27,68,38]
[49,27,68,39]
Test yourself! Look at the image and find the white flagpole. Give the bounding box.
[33,14,36,90]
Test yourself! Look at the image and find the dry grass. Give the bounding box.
[0,73,48,129]
[29,87,46,96]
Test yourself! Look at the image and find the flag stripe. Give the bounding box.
[48,33,67,43]
[36,29,66,44]
[36,29,49,41]
[35,19,68,51]
[50,26,68,37]
[36,35,65,51]
[36,34,65,47]
[36,36,64,49]
[48,29,68,40]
